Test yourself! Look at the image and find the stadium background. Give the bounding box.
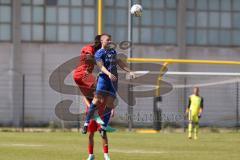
[0,0,239,129]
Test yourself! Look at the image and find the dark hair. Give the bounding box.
[93,35,101,51]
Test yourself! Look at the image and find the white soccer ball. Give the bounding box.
[130,4,143,17]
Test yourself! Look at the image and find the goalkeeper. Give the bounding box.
[185,87,203,140]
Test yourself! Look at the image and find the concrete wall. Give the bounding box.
[0,44,12,125]
[0,43,239,127]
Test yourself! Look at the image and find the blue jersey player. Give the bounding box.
[82,34,135,151]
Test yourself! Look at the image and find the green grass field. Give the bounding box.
[0,131,240,160]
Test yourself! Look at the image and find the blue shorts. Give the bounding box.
[96,75,118,97]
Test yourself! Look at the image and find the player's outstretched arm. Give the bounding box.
[117,59,136,79]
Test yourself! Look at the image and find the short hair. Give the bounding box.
[193,87,199,92]
[100,33,111,39]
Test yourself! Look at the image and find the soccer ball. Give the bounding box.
[130,4,143,17]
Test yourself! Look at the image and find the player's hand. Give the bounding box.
[108,73,117,81]
[128,71,136,79]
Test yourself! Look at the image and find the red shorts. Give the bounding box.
[73,71,96,97]
[88,120,101,133]
[87,103,105,133]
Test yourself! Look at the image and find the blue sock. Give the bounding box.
[102,107,112,128]
[85,103,97,125]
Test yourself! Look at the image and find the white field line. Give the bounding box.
[110,149,166,154]
[0,143,45,147]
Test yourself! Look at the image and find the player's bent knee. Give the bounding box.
[93,94,104,104]
[92,98,98,104]
[92,96,102,106]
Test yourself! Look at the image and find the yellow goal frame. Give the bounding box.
[127,58,240,96]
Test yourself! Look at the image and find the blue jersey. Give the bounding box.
[95,48,118,77]
[95,48,118,97]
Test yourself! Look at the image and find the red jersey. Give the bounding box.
[73,44,96,96]
[75,44,95,73]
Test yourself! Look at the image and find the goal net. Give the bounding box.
[155,71,240,128]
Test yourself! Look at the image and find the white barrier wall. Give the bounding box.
[0,43,239,127]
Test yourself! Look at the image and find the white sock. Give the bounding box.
[88,154,94,157]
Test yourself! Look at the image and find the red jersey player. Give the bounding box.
[73,35,112,160]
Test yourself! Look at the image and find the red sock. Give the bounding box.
[103,144,108,153]
[88,144,93,154]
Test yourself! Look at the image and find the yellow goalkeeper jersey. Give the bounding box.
[188,94,203,116]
